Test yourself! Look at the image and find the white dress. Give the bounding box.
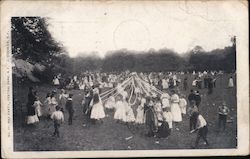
[170,94,182,122]
[49,97,58,115]
[59,93,68,107]
[124,102,135,122]
[114,100,126,121]
[26,114,39,124]
[104,96,116,109]
[161,93,170,109]
[154,102,163,121]
[135,98,145,124]
[162,79,169,89]
[163,111,173,128]
[135,105,145,124]
[53,78,60,85]
[43,97,51,116]
[228,78,234,87]
[179,98,187,114]
[90,97,105,119]
[34,100,43,117]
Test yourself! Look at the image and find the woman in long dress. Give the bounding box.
[135,97,145,124]
[26,87,39,125]
[170,90,182,122]
[90,92,105,122]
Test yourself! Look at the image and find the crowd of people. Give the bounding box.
[25,70,235,148]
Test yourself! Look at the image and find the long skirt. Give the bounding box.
[124,108,135,122]
[171,103,182,122]
[163,111,173,128]
[135,108,145,124]
[90,102,105,119]
[26,115,39,124]
[114,106,126,121]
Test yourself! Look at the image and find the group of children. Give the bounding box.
[25,88,76,137]
[25,80,232,147]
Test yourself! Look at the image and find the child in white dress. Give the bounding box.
[170,90,182,122]
[163,107,173,129]
[33,96,43,118]
[179,94,187,115]
[135,97,145,124]
[114,95,126,122]
[124,98,135,123]
[104,95,116,109]
[228,76,234,88]
[154,97,163,121]
[90,92,105,121]
[49,93,58,116]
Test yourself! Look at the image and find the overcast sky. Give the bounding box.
[45,1,246,58]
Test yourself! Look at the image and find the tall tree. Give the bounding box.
[11,17,64,65]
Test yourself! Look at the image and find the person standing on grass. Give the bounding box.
[44,93,51,118]
[207,75,213,94]
[183,77,188,91]
[65,94,74,125]
[170,90,182,123]
[188,90,196,106]
[58,89,68,109]
[49,91,58,116]
[228,76,234,88]
[188,100,199,131]
[179,94,187,115]
[51,106,64,137]
[194,91,201,108]
[144,97,158,137]
[190,112,209,148]
[26,87,39,125]
[33,96,43,119]
[90,88,105,124]
[218,102,230,131]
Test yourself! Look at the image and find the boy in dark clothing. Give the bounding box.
[188,100,199,131]
[65,94,74,125]
[188,90,196,105]
[194,91,201,107]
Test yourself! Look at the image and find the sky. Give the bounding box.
[45,1,246,58]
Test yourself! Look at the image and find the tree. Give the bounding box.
[11,17,64,64]
[11,17,66,82]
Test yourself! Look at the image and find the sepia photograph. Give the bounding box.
[1,0,249,158]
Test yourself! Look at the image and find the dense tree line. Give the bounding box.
[70,44,236,74]
[11,17,236,83]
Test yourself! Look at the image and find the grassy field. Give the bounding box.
[13,73,237,151]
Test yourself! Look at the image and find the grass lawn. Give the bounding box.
[13,73,237,151]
